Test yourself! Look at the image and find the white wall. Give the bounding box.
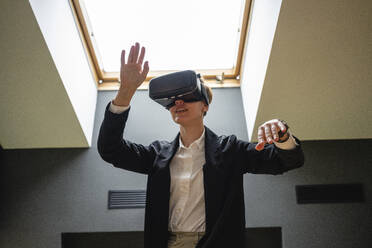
[0,0,94,148]
[29,0,97,146]
[240,0,283,141]
[241,0,372,141]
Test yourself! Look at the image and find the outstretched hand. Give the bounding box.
[255,119,289,151]
[120,42,149,91]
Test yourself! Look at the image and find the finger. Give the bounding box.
[255,142,265,151]
[255,127,267,151]
[120,50,125,81]
[277,120,287,133]
[121,50,126,68]
[257,126,266,143]
[128,45,134,63]
[138,46,145,65]
[133,42,140,63]
[271,123,280,141]
[140,61,150,81]
[264,125,273,144]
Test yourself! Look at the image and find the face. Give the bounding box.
[169,99,208,126]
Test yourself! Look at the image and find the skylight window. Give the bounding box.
[71,0,252,86]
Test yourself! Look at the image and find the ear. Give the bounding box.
[203,103,209,113]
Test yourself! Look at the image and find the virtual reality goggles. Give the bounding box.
[149,70,209,109]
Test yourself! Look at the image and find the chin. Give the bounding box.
[173,117,202,127]
[171,112,203,126]
[173,117,187,125]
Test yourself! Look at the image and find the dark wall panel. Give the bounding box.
[61,228,282,248]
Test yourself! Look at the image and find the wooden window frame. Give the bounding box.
[69,0,253,90]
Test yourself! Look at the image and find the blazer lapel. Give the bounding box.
[203,126,226,234]
[149,133,180,241]
[158,133,180,169]
[204,126,220,167]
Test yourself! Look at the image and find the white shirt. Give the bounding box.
[108,101,297,232]
[168,128,206,232]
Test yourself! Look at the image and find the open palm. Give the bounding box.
[120,42,149,90]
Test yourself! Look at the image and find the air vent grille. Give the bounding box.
[108,190,146,209]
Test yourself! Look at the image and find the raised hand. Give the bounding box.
[120,42,149,91]
[255,119,289,151]
[113,42,149,106]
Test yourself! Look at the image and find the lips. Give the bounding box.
[175,108,188,113]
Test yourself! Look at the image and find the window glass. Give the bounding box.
[83,0,245,72]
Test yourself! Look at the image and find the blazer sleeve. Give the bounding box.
[97,102,157,175]
[233,135,305,175]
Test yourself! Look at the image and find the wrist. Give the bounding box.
[114,88,135,106]
[277,131,290,143]
[276,119,290,143]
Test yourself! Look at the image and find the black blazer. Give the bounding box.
[97,102,305,248]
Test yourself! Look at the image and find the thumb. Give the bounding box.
[140,61,149,81]
[255,142,265,151]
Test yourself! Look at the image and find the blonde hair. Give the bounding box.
[199,77,213,116]
[200,77,213,104]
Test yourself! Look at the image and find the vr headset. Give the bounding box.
[149,70,209,109]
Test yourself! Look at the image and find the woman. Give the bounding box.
[98,42,305,248]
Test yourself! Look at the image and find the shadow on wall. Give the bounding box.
[0,148,89,229]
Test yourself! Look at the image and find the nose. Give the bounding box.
[174,99,184,105]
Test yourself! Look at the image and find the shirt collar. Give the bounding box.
[178,127,205,150]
